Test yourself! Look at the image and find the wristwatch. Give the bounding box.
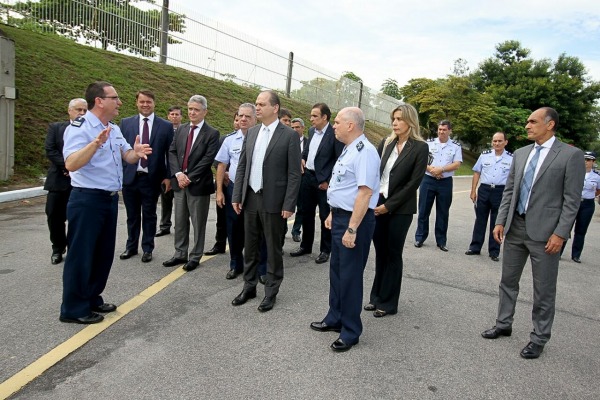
[347,227,356,234]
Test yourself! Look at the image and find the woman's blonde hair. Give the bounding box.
[384,103,424,148]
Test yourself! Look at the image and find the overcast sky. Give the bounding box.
[174,0,600,91]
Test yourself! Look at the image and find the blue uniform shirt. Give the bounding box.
[327,134,380,211]
[63,111,132,191]
[215,130,244,183]
[426,138,462,178]
[472,149,513,186]
[582,170,600,199]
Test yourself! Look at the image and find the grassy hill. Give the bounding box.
[0,24,472,185]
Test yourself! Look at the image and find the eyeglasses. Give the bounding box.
[73,108,87,112]
[101,96,120,100]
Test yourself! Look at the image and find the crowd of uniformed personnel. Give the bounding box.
[44,81,598,356]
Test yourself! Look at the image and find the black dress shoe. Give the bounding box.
[163,257,187,267]
[414,241,423,248]
[204,245,226,256]
[51,252,63,265]
[141,252,152,263]
[437,245,449,252]
[232,289,257,306]
[520,341,544,359]
[481,326,512,339]
[465,250,480,255]
[292,234,301,242]
[155,229,170,237]
[183,260,199,271]
[257,295,276,312]
[572,257,581,263]
[315,252,330,264]
[363,303,376,311]
[310,321,341,332]
[330,338,355,352]
[373,309,396,318]
[92,303,117,313]
[119,249,138,260]
[290,247,311,257]
[59,312,104,324]
[258,275,267,285]
[490,255,500,262]
[226,270,240,279]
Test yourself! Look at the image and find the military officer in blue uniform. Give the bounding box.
[60,81,152,324]
[309,107,380,353]
[564,151,600,263]
[414,120,462,251]
[466,132,513,261]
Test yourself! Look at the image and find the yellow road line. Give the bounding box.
[0,257,213,400]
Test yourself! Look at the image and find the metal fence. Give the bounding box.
[0,0,399,127]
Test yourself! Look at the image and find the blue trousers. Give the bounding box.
[324,208,375,345]
[571,199,595,259]
[61,188,118,318]
[415,175,452,246]
[468,184,504,256]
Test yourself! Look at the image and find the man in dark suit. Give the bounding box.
[163,95,220,271]
[119,90,173,263]
[231,90,301,312]
[156,105,183,237]
[291,103,343,264]
[482,107,585,359]
[44,98,87,264]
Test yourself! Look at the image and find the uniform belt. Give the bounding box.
[305,169,316,175]
[73,187,118,196]
[481,183,505,189]
[581,198,594,202]
[330,207,352,216]
[136,171,148,176]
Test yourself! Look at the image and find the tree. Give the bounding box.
[8,0,186,58]
[380,78,401,99]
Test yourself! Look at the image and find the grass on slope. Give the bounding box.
[0,24,471,185]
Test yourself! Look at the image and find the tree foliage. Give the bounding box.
[7,0,186,57]
[380,78,401,99]
[400,40,600,151]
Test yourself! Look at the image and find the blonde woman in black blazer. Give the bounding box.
[365,104,430,317]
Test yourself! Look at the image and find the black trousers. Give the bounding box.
[299,170,331,253]
[45,188,71,253]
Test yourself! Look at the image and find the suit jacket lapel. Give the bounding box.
[380,138,395,174]
[149,118,159,147]
[533,140,561,186]
[315,124,333,155]
[264,122,283,159]
[392,139,413,170]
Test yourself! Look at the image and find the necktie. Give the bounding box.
[182,125,197,172]
[141,117,149,168]
[249,126,270,192]
[517,146,543,215]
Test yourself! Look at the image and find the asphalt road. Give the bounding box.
[1,177,599,399]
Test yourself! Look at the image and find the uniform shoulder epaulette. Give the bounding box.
[427,138,435,142]
[505,151,513,157]
[452,139,461,146]
[482,149,492,154]
[593,170,600,176]
[70,117,85,127]
[225,131,237,137]
[356,141,364,152]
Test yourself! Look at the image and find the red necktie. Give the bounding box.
[141,117,149,168]
[182,125,197,172]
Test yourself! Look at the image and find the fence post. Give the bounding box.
[286,52,294,97]
[358,81,363,109]
[0,33,16,180]
[159,0,169,64]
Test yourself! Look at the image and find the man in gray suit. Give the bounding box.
[481,107,585,359]
[163,95,220,272]
[231,90,302,312]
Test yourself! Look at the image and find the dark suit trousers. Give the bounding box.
[324,208,375,345]
[300,170,331,253]
[159,189,174,230]
[61,188,118,318]
[369,200,413,314]
[242,191,286,297]
[45,188,71,253]
[571,199,595,259]
[122,173,159,253]
[415,175,453,246]
[468,184,503,256]
[212,180,227,248]
[497,214,560,345]
[291,189,303,236]
[225,183,244,272]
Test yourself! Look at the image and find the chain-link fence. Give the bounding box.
[0,0,399,126]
